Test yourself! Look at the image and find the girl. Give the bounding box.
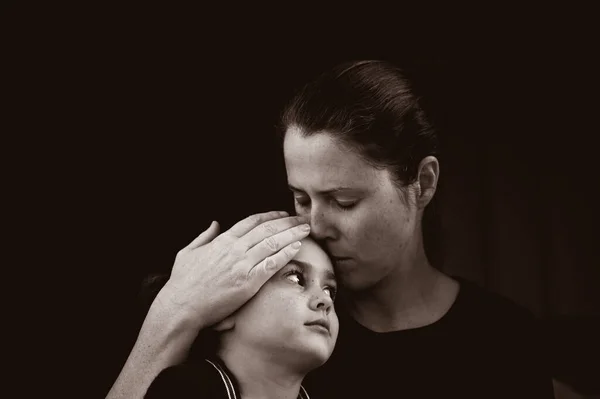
[144,237,338,399]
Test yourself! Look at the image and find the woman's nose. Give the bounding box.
[308,207,335,241]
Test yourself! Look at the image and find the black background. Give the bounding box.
[3,4,598,398]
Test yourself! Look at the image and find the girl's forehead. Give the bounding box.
[294,240,335,275]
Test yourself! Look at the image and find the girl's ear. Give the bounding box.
[212,316,235,332]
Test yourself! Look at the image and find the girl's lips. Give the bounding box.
[305,319,331,334]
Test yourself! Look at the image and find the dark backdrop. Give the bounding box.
[3,4,597,398]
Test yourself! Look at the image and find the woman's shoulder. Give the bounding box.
[450,275,537,329]
[144,359,231,399]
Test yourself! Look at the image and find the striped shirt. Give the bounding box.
[205,358,310,399]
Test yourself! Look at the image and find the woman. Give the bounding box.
[107,60,554,398]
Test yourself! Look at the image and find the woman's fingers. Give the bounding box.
[167,211,309,327]
[186,221,220,249]
[225,211,289,238]
[245,222,310,266]
[248,240,303,285]
[241,215,309,251]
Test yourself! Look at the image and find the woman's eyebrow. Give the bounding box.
[288,184,364,196]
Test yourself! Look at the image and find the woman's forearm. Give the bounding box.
[106,287,204,399]
[106,213,307,398]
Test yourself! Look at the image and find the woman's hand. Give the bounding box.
[157,211,310,329]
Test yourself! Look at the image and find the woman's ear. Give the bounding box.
[416,156,439,209]
[212,316,235,332]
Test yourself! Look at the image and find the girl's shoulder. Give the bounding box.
[146,358,311,399]
[144,358,233,399]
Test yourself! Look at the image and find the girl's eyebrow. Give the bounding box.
[288,260,336,283]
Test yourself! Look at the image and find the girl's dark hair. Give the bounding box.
[279,60,443,267]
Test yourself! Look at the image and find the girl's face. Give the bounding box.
[227,238,339,370]
[283,127,421,292]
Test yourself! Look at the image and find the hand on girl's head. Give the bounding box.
[166,211,311,330]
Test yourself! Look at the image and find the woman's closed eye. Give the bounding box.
[294,196,310,209]
[334,200,356,210]
[294,196,357,211]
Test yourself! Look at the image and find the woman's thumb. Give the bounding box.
[187,221,220,249]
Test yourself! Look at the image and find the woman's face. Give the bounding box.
[283,127,421,292]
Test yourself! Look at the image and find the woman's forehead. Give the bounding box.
[283,128,354,165]
[283,131,382,190]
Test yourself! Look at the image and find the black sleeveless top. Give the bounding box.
[141,275,554,398]
[302,276,555,398]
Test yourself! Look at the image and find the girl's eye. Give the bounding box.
[286,270,305,286]
[324,286,337,300]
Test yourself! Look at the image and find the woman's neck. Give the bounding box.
[218,346,305,399]
[344,252,459,333]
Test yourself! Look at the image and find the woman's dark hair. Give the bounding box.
[279,60,443,267]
